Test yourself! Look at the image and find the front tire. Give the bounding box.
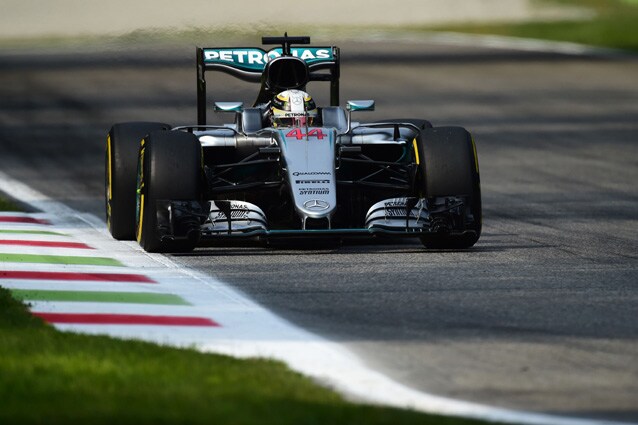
[106,122,170,240]
[416,126,481,249]
[135,130,203,253]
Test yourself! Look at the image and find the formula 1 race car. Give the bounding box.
[105,34,481,252]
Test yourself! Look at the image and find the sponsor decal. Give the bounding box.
[384,201,408,208]
[293,171,331,176]
[303,199,330,211]
[213,210,250,220]
[210,202,253,220]
[382,199,423,218]
[296,180,330,184]
[384,208,410,217]
[299,188,330,195]
[211,202,250,210]
[203,47,333,72]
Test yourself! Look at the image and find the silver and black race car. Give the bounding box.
[105,34,481,252]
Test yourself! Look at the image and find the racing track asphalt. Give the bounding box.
[0,39,637,422]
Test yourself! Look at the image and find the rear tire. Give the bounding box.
[135,130,203,253]
[416,126,481,249]
[106,122,170,240]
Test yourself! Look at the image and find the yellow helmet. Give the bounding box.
[271,90,318,127]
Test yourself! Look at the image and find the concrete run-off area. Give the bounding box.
[1,0,592,39]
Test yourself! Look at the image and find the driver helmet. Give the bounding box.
[271,90,317,127]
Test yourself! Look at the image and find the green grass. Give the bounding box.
[0,195,21,211]
[425,0,638,51]
[0,288,494,424]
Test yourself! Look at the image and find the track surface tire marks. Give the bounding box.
[0,41,637,422]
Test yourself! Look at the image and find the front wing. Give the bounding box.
[154,197,478,244]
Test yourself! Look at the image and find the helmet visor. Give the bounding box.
[272,113,315,128]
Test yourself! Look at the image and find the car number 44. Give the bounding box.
[286,128,325,140]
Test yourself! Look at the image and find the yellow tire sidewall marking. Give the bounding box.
[136,144,145,243]
[136,194,145,243]
[412,138,420,165]
[471,135,479,174]
[106,134,113,230]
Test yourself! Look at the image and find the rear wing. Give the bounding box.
[196,36,340,125]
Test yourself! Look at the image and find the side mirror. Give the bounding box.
[346,100,375,132]
[346,100,375,112]
[214,102,244,113]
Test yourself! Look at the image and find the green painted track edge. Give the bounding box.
[9,289,190,305]
[0,229,68,236]
[0,253,123,267]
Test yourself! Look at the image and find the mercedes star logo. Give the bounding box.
[303,199,330,211]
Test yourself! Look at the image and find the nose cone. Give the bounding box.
[277,127,337,222]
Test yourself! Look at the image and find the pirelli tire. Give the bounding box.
[135,130,203,253]
[105,122,171,240]
[416,126,482,249]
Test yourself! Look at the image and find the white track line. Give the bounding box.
[0,174,633,425]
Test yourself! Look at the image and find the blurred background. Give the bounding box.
[2,0,636,50]
[0,0,590,38]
